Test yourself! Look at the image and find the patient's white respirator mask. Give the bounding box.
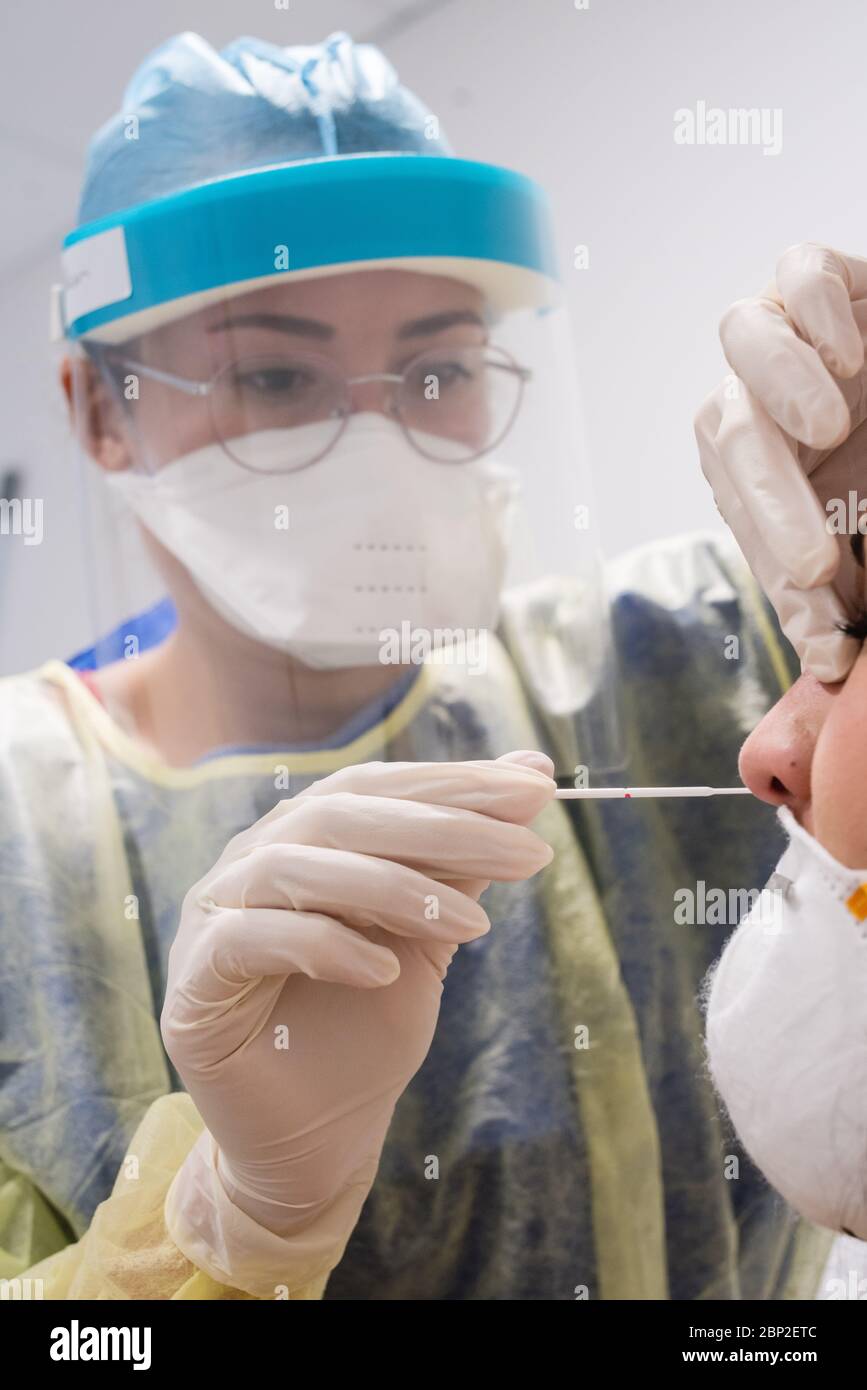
[705,806,867,1239]
[104,413,519,668]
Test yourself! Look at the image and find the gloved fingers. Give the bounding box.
[695,387,776,560]
[439,878,491,899]
[204,843,492,945]
[161,908,401,1068]
[205,907,401,993]
[719,296,851,450]
[488,748,556,776]
[774,243,867,378]
[237,792,553,882]
[214,755,555,878]
[696,379,838,588]
[696,389,856,677]
[287,755,556,824]
[759,566,859,683]
[716,491,858,682]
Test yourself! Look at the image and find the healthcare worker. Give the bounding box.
[699,248,867,1246]
[0,32,853,1301]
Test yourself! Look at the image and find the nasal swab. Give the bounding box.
[555,786,752,800]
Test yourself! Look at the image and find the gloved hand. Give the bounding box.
[695,243,867,683]
[161,751,555,1296]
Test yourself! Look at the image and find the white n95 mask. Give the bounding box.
[705,806,867,1239]
[103,413,519,668]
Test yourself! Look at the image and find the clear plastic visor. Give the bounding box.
[66,264,623,776]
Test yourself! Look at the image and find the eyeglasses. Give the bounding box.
[98,344,531,474]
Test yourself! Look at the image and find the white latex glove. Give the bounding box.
[162,751,555,1297]
[695,243,867,683]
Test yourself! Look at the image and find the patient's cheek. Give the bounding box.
[811,649,867,869]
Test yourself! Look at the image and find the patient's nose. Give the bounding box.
[738,672,838,818]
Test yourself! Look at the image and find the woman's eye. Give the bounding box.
[839,604,867,642]
[410,360,474,392]
[234,366,311,396]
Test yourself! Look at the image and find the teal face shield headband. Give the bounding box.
[56,154,562,344]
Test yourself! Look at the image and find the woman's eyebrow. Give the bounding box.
[851,532,865,568]
[205,307,486,342]
[397,309,486,339]
[208,313,334,340]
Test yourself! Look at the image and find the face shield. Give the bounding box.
[58,154,624,776]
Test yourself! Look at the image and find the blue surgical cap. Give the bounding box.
[77,30,452,225]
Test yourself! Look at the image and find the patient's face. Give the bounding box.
[808,648,867,866]
[739,648,867,868]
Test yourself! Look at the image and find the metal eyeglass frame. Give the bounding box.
[90,343,532,474]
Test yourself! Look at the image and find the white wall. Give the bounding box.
[3,0,866,669]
